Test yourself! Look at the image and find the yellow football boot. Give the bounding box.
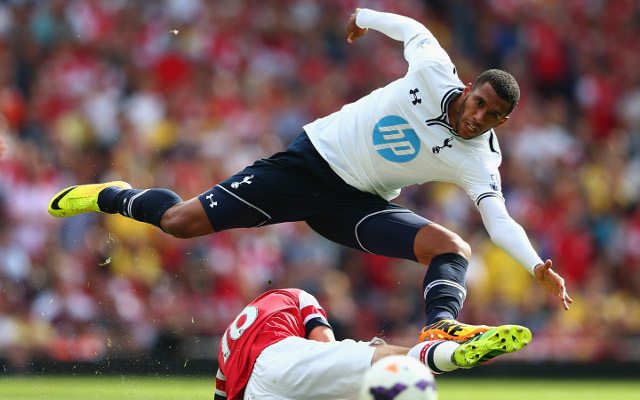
[48,181,131,218]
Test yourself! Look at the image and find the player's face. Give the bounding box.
[454,82,511,139]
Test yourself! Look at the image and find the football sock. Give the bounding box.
[408,340,458,374]
[423,253,468,326]
[98,187,182,228]
[428,309,454,325]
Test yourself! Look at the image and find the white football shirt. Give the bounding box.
[304,32,503,205]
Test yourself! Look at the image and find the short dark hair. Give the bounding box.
[472,69,520,116]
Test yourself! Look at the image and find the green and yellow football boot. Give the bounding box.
[452,324,532,368]
[48,181,131,218]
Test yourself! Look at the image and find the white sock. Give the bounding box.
[407,340,459,374]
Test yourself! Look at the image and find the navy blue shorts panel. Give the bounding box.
[203,131,384,224]
[197,132,432,260]
[307,208,431,262]
[197,185,271,230]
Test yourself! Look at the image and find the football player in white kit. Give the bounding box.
[49,8,572,344]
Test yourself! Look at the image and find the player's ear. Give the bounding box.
[462,83,473,95]
[496,116,509,126]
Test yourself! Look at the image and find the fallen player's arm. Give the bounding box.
[308,325,336,342]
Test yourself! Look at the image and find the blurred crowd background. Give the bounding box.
[1,0,640,373]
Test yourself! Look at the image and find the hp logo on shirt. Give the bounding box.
[372,115,420,162]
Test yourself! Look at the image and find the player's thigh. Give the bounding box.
[245,337,375,400]
[196,184,271,232]
[198,135,358,231]
[196,164,323,232]
[306,205,431,262]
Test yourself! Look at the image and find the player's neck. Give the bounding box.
[447,93,462,130]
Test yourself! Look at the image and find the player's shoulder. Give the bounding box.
[406,35,459,79]
[411,59,460,82]
[256,288,312,305]
[273,288,308,298]
[407,61,463,107]
[262,288,323,310]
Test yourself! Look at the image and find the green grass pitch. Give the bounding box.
[0,375,638,399]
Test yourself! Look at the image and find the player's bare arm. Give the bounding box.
[534,260,573,310]
[308,325,336,342]
[347,8,367,43]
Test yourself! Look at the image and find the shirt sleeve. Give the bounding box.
[355,8,430,44]
[214,369,227,399]
[456,154,505,205]
[477,196,544,274]
[355,8,452,72]
[297,290,331,337]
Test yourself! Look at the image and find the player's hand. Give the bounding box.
[534,259,573,310]
[347,8,368,43]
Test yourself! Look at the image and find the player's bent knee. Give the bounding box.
[159,205,190,238]
[415,224,471,263]
[160,202,212,238]
[434,234,470,260]
[453,236,472,259]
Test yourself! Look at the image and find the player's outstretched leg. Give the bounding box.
[48,181,131,218]
[452,324,531,368]
[420,319,494,343]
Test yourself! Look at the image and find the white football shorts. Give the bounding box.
[244,336,379,400]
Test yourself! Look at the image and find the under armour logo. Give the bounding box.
[410,88,421,105]
[231,175,254,189]
[205,194,217,208]
[431,137,453,154]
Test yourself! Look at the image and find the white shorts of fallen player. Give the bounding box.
[244,336,381,400]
